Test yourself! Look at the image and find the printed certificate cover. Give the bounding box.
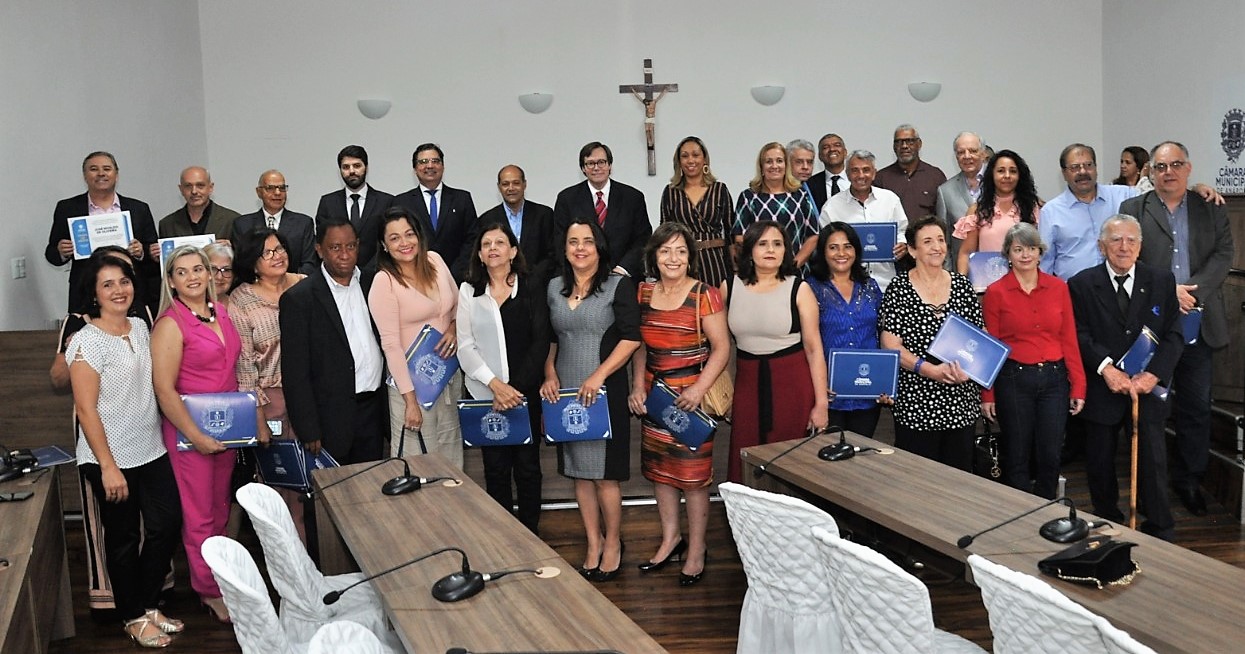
[1181,308,1202,345]
[968,251,1010,293]
[643,380,717,450]
[846,222,898,262]
[69,211,133,260]
[159,234,215,278]
[404,325,460,408]
[176,392,259,451]
[829,349,899,400]
[542,388,612,443]
[31,445,75,468]
[254,440,340,490]
[926,314,1011,388]
[457,399,534,447]
[1115,326,1168,399]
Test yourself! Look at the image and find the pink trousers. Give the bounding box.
[165,429,235,599]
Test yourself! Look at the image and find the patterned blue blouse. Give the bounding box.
[808,276,884,411]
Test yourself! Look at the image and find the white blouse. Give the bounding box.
[456,281,517,400]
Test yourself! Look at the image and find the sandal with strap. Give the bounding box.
[145,609,184,634]
[124,615,172,649]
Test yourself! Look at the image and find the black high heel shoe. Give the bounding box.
[592,541,625,582]
[638,539,687,572]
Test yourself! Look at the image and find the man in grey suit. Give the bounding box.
[231,170,318,275]
[1122,140,1233,516]
[934,132,986,268]
[158,166,240,241]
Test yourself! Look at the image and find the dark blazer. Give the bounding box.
[1068,261,1184,426]
[553,180,651,278]
[807,170,843,214]
[1124,190,1233,349]
[231,209,318,275]
[279,270,385,459]
[477,201,557,283]
[392,185,478,282]
[45,192,160,313]
[157,201,241,240]
[314,185,394,272]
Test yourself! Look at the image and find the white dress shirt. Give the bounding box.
[819,186,909,291]
[322,264,384,393]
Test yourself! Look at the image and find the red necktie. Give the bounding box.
[594,191,607,226]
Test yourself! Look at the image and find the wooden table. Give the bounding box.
[740,432,1245,654]
[0,467,74,654]
[313,454,663,654]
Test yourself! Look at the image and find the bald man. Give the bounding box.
[158,166,240,240]
[476,164,556,282]
[231,170,317,274]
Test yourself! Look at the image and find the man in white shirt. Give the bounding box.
[808,133,848,212]
[819,150,909,289]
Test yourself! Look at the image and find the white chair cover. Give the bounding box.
[812,527,984,653]
[718,482,842,654]
[309,620,389,654]
[201,535,305,654]
[236,483,396,648]
[967,554,1156,654]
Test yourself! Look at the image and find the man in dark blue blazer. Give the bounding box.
[231,170,318,275]
[1069,214,1184,540]
[44,151,160,314]
[393,143,478,282]
[476,165,556,283]
[553,141,651,278]
[314,145,394,272]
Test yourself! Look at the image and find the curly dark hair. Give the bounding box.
[466,220,528,294]
[976,149,1039,229]
[557,217,613,297]
[643,222,700,281]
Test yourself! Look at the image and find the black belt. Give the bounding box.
[738,342,803,440]
[1004,359,1065,371]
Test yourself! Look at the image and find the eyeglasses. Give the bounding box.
[1063,163,1096,173]
[893,138,919,146]
[260,184,289,192]
[416,158,443,166]
[324,241,359,253]
[1150,160,1188,173]
[211,266,233,277]
[261,245,287,260]
[582,159,610,169]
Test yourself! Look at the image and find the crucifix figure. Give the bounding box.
[619,59,678,176]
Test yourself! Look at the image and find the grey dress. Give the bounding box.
[547,274,641,480]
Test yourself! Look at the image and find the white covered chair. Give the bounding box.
[236,483,396,648]
[811,527,984,653]
[967,554,1156,654]
[308,620,390,654]
[718,482,842,654]
[201,535,308,654]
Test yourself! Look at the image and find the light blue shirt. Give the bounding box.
[1165,196,1191,285]
[1039,183,1139,280]
[504,202,525,242]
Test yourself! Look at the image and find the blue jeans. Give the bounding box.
[994,359,1071,499]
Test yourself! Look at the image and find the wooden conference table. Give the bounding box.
[740,431,1245,654]
[0,467,73,654]
[313,453,663,654]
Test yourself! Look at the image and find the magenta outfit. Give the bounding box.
[159,300,242,600]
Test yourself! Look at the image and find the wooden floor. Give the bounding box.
[47,440,1245,654]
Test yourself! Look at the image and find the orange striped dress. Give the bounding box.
[638,281,725,489]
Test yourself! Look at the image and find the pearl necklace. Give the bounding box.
[179,298,216,324]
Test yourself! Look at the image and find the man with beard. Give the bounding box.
[874,124,946,221]
[158,166,240,242]
[808,133,847,213]
[315,145,394,271]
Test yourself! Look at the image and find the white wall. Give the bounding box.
[0,0,207,329]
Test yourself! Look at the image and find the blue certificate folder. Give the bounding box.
[542,389,612,443]
[1181,308,1203,345]
[968,252,1010,293]
[846,222,898,263]
[176,392,259,451]
[403,325,460,409]
[926,313,1011,388]
[254,440,340,490]
[457,399,533,447]
[1115,326,1169,400]
[643,380,717,451]
[829,350,899,400]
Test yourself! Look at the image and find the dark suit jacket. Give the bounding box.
[44,192,160,313]
[279,270,386,459]
[807,170,843,214]
[157,201,241,240]
[1068,261,1184,426]
[392,185,478,282]
[231,209,318,275]
[1123,190,1233,349]
[477,201,557,283]
[553,180,651,278]
[314,185,394,272]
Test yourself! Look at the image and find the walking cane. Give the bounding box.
[1129,390,1140,530]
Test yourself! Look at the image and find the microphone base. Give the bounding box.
[382,475,422,496]
[1040,517,1090,543]
[818,443,856,461]
[432,571,485,602]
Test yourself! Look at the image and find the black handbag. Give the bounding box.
[1038,536,1140,589]
[973,420,1002,480]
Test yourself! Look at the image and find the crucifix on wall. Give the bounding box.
[619,59,678,176]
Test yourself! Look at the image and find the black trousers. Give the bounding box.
[335,388,388,465]
[893,421,975,472]
[1084,397,1174,536]
[79,455,182,621]
[480,399,543,534]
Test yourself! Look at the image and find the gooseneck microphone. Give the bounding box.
[303,456,457,500]
[754,426,840,478]
[817,426,855,461]
[957,496,1090,548]
[324,547,484,605]
[302,458,395,502]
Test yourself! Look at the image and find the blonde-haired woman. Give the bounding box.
[730,141,819,268]
[660,136,734,288]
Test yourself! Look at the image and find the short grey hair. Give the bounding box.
[953,131,983,152]
[786,139,815,156]
[204,241,234,262]
[847,150,876,166]
[1098,214,1142,243]
[894,123,920,139]
[1001,222,1046,257]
